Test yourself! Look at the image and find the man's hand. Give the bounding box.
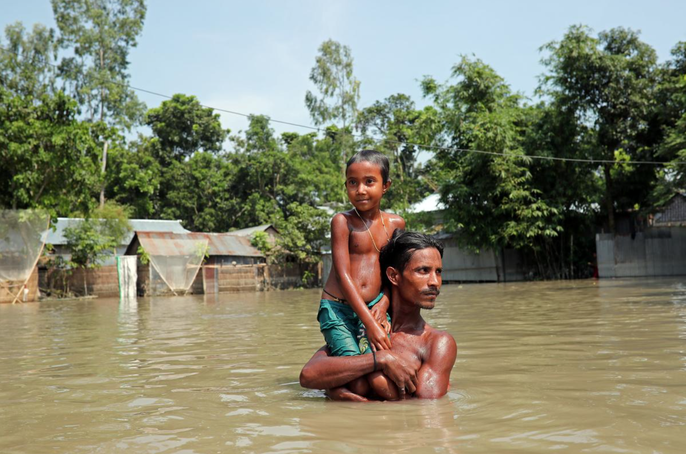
[365,320,392,351]
[377,350,419,396]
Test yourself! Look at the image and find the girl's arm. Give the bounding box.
[330,214,391,351]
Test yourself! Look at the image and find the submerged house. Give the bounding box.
[229,224,280,242]
[45,218,190,266]
[41,219,190,297]
[652,192,686,227]
[596,191,686,278]
[125,231,266,296]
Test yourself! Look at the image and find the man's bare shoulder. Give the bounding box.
[427,327,457,363]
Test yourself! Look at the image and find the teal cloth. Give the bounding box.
[317,293,390,357]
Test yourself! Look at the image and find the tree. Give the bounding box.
[144,93,228,163]
[105,135,161,218]
[0,88,102,217]
[356,93,429,210]
[421,57,560,265]
[652,42,686,201]
[63,201,131,295]
[540,26,660,233]
[52,0,147,207]
[0,22,58,99]
[305,39,361,161]
[157,151,240,232]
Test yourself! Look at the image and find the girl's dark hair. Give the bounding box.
[379,229,444,288]
[346,150,390,184]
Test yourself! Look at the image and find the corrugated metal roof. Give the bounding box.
[47,218,189,246]
[408,193,445,214]
[136,232,263,258]
[229,224,279,236]
[136,232,206,256]
[204,233,264,257]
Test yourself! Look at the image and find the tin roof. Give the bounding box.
[135,232,263,258]
[229,224,280,236]
[654,193,686,224]
[408,193,445,214]
[47,218,189,246]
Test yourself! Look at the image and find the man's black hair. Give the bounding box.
[346,150,390,184]
[379,229,444,288]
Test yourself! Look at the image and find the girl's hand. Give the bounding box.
[370,305,391,334]
[366,321,392,351]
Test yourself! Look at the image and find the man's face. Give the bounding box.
[394,248,443,309]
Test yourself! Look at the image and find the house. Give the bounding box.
[40,219,190,297]
[45,218,190,266]
[229,224,280,243]
[597,191,686,278]
[125,231,265,295]
[653,192,686,227]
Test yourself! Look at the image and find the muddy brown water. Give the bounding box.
[1,278,685,453]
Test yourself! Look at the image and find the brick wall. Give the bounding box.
[203,265,262,293]
[44,265,120,298]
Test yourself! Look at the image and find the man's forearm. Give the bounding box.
[299,347,376,389]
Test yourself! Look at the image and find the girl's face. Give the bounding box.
[345,161,390,212]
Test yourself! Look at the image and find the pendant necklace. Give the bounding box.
[354,207,390,253]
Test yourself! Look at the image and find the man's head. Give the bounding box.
[379,230,444,309]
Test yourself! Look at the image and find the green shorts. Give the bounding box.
[317,293,391,357]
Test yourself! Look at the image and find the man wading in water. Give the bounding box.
[300,230,457,401]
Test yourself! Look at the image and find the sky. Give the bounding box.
[2,0,686,138]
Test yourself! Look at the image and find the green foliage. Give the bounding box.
[274,203,330,266]
[0,22,57,99]
[305,39,360,128]
[305,39,360,161]
[63,201,131,295]
[540,25,660,232]
[145,93,229,162]
[52,0,147,129]
[250,231,274,262]
[136,245,149,265]
[356,94,431,211]
[653,42,686,195]
[422,56,561,252]
[105,136,161,218]
[0,88,102,217]
[4,21,686,284]
[64,201,131,268]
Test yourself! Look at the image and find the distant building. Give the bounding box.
[597,191,686,278]
[46,218,190,266]
[229,224,280,244]
[653,192,686,227]
[125,231,265,295]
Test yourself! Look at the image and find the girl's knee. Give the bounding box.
[367,371,399,401]
[348,376,370,396]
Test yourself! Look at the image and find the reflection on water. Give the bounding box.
[1,278,686,453]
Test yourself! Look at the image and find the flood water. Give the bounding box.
[1,278,686,453]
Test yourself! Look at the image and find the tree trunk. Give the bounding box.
[602,163,615,234]
[493,248,501,282]
[99,140,109,208]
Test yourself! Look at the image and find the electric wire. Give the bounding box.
[2,46,685,166]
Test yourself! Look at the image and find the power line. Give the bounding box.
[2,46,685,166]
